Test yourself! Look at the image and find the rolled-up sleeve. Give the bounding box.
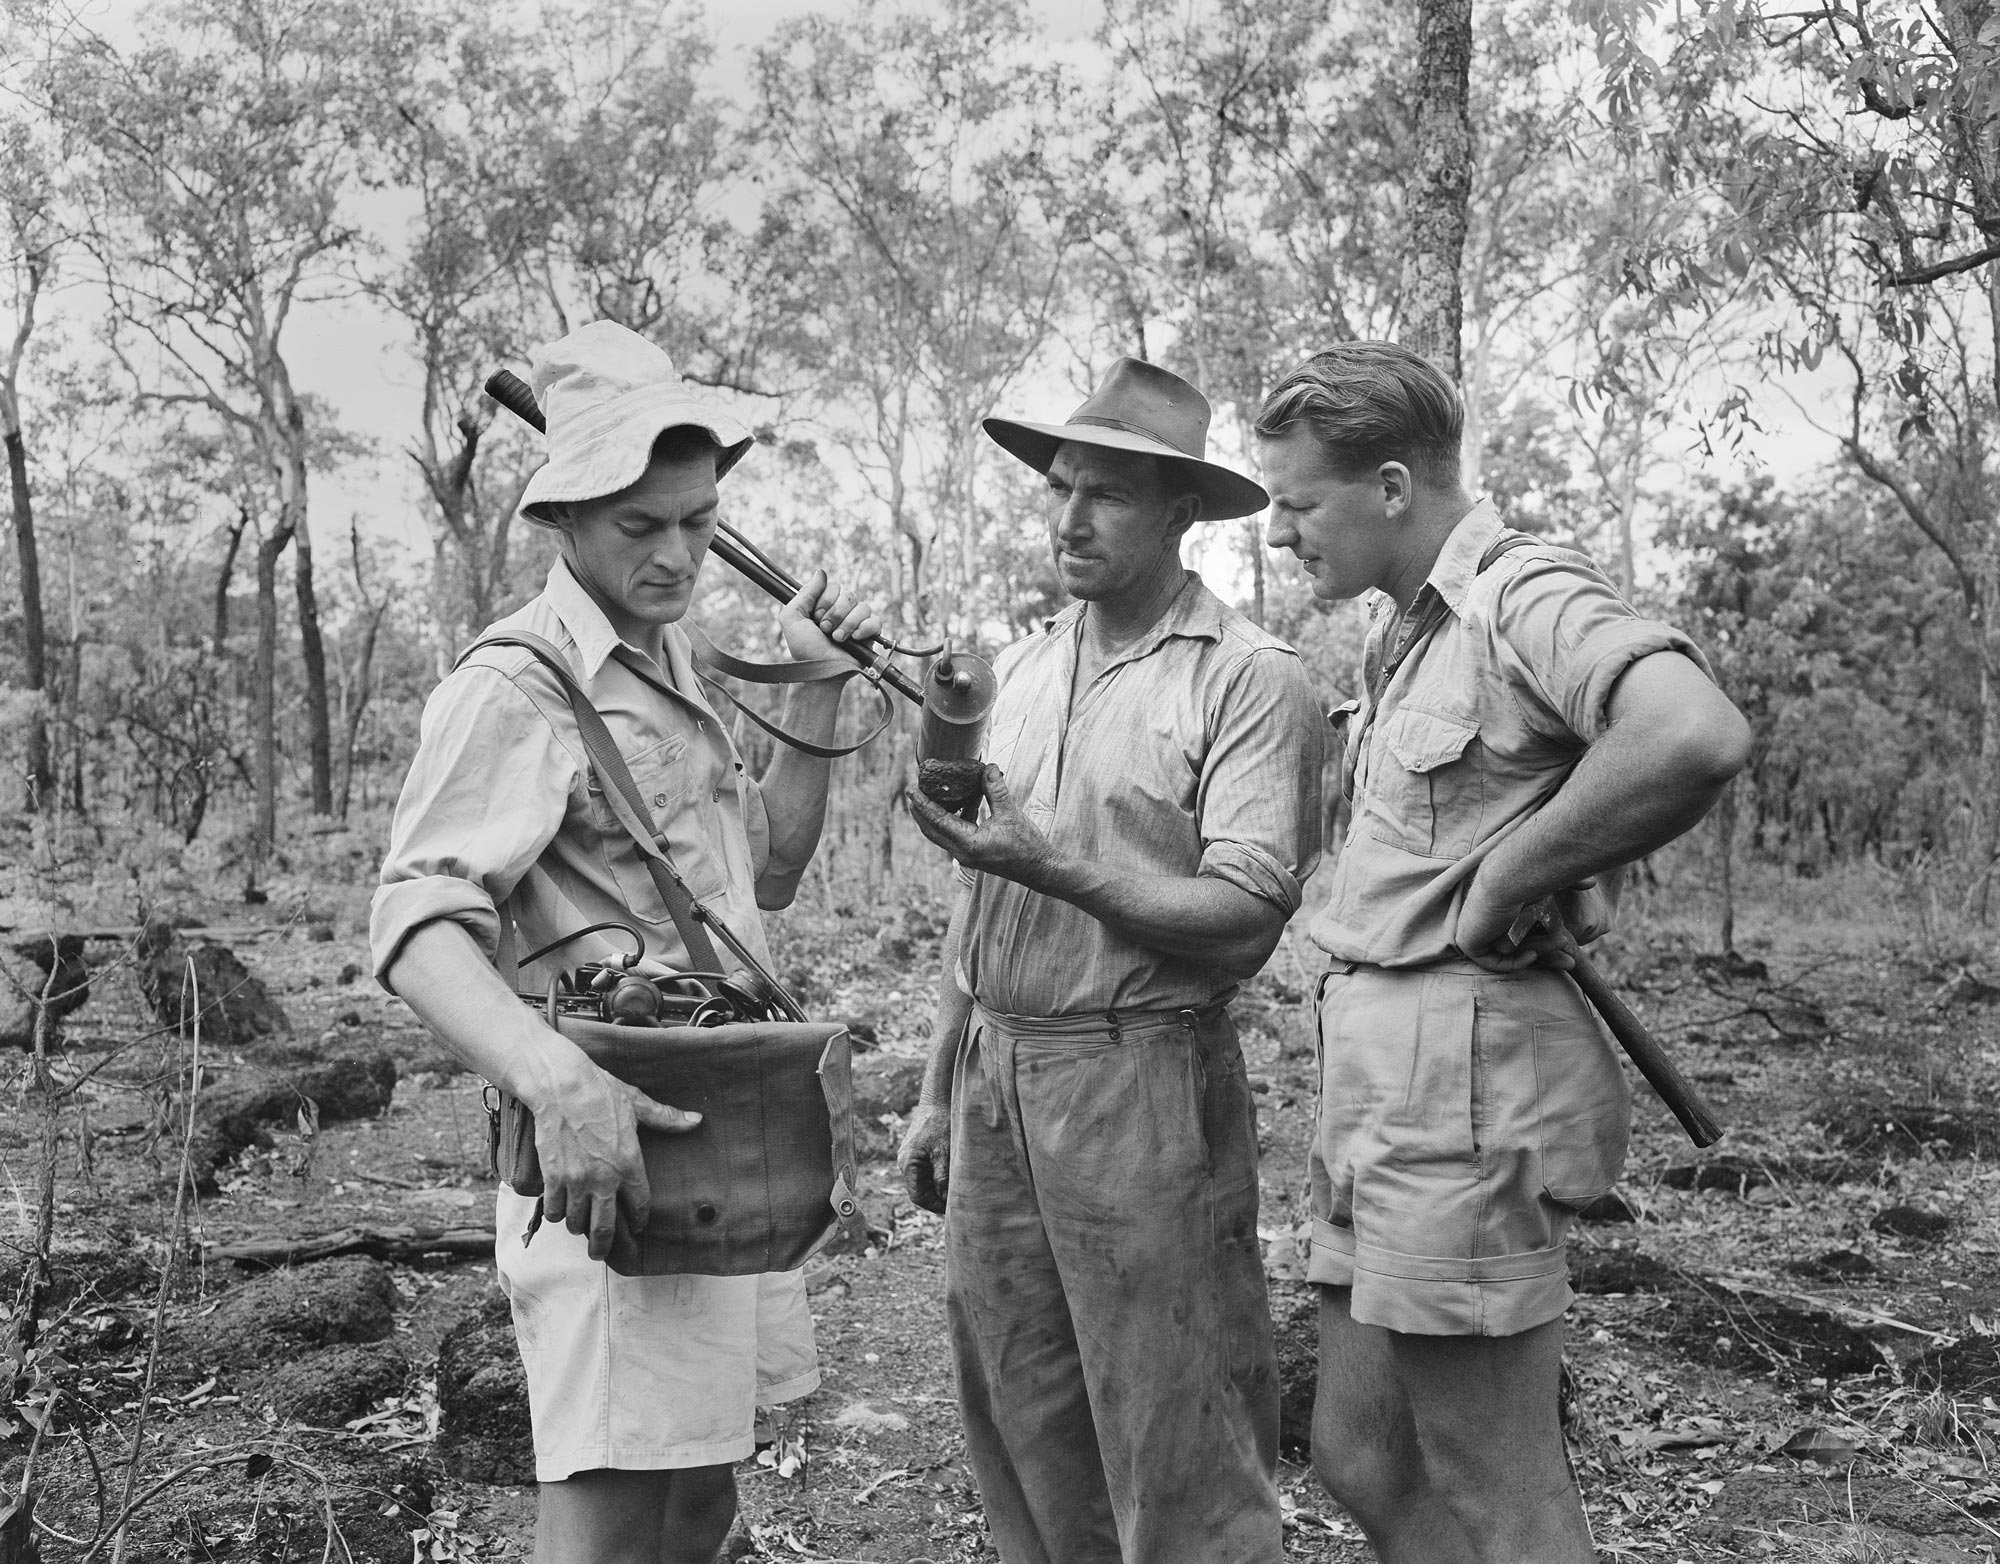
[741,773,772,881]
[1194,647,1326,914]
[369,664,579,988]
[1492,555,1714,743]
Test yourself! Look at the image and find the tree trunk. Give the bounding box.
[4,427,50,812]
[293,509,334,816]
[1399,0,1475,380]
[212,505,248,653]
[252,524,291,861]
[337,604,385,822]
[1970,608,2000,921]
[1245,517,1266,625]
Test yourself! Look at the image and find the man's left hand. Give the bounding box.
[780,568,881,661]
[910,763,1062,891]
[1456,882,1583,974]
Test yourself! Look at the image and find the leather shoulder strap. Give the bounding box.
[459,632,724,975]
[675,625,894,760]
[1366,530,1541,704]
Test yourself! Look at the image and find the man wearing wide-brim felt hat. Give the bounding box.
[901,356,1325,1563]
[372,320,879,1564]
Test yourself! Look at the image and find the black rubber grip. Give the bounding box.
[484,369,546,434]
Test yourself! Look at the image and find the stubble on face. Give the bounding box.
[560,450,721,640]
[1044,443,1192,608]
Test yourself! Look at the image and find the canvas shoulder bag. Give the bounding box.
[460,631,859,1277]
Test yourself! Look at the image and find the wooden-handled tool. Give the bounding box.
[483,368,930,705]
[1506,902,1724,1148]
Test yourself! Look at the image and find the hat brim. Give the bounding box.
[521,381,756,525]
[982,417,1269,521]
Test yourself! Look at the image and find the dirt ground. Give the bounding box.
[4,846,2000,1561]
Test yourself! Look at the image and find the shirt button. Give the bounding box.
[711,784,724,800]
[653,793,667,807]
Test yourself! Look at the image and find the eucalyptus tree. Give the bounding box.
[47,0,416,857]
[754,0,1084,639]
[377,0,750,661]
[374,0,559,662]
[1086,0,1409,620]
[0,112,59,813]
[1404,0,1474,376]
[1577,0,2000,910]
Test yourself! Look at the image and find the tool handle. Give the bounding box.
[1568,951,1724,1148]
[484,370,925,705]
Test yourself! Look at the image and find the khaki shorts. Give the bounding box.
[493,1186,820,1482]
[1307,960,1630,1337]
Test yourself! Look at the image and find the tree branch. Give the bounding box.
[1887,242,2000,287]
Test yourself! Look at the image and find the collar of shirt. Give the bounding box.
[1423,499,1505,617]
[1370,499,1505,661]
[1041,569,1224,667]
[538,556,719,726]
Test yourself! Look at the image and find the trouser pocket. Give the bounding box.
[1532,1019,1631,1206]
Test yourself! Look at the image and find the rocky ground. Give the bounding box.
[0,861,1997,1561]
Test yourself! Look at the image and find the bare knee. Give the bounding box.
[1310,1290,1424,1523]
[1311,1393,1422,1520]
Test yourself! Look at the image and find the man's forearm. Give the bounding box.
[384,919,599,1114]
[1029,859,1286,978]
[1472,656,1748,915]
[753,680,845,904]
[917,888,975,1109]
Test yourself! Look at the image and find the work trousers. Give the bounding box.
[945,1002,1283,1564]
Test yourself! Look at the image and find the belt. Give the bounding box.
[1326,957,1528,978]
[975,997,1227,1044]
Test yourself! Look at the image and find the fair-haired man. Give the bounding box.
[898,358,1323,1564]
[1258,341,1750,1564]
[371,321,877,1564]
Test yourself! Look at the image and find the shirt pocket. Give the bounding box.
[594,732,692,923]
[1362,705,1484,858]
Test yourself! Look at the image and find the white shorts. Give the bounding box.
[493,1186,820,1482]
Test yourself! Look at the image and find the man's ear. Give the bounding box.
[1168,490,1202,538]
[1378,462,1414,521]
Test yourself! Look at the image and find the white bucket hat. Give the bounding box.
[518,321,755,525]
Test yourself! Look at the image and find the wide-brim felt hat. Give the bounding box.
[519,321,755,524]
[982,357,1268,521]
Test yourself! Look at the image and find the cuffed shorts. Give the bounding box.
[1306,960,1630,1337]
[493,1185,820,1482]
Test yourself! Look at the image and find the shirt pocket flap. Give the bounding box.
[1382,707,1478,774]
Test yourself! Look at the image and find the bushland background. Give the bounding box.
[3,0,2000,1559]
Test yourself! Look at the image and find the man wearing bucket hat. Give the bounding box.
[900,358,1323,1563]
[371,320,879,1564]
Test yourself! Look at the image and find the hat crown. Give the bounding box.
[515,321,756,521]
[531,321,684,427]
[1069,357,1213,461]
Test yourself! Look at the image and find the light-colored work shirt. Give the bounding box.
[960,571,1324,1017]
[369,558,773,990]
[1312,501,1710,967]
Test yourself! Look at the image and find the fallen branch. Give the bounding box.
[1716,1274,1953,1343]
[203,1225,496,1267]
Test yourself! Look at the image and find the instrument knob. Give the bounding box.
[604,977,662,1025]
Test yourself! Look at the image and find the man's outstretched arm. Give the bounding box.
[910,770,1290,980]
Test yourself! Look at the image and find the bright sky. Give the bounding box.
[39,0,1840,609]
